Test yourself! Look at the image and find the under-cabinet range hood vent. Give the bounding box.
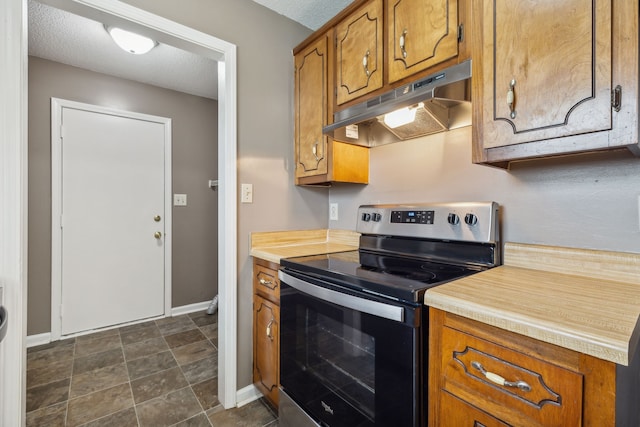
[323,60,472,147]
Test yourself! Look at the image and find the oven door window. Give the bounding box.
[280,285,420,427]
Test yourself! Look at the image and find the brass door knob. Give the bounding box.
[154,231,162,239]
[154,215,161,222]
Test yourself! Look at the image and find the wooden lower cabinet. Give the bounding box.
[428,308,624,426]
[252,258,280,408]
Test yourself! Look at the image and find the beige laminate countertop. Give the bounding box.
[250,229,359,264]
[425,242,640,366]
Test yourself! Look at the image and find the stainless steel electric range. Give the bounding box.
[278,202,500,427]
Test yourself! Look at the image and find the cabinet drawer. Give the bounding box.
[440,390,511,427]
[253,260,280,303]
[441,325,583,426]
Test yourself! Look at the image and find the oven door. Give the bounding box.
[278,269,423,427]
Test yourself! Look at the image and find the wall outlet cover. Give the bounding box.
[173,193,187,206]
[329,203,339,221]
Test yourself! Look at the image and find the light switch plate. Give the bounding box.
[241,183,253,203]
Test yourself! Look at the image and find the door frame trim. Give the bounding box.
[34,0,239,409]
[50,98,173,339]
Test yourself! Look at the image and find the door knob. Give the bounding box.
[154,215,161,222]
[154,231,162,239]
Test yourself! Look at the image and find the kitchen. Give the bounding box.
[2,0,640,426]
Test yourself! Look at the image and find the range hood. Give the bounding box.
[323,60,472,147]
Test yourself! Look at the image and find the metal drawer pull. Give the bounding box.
[363,50,370,77]
[506,79,517,119]
[266,318,274,341]
[259,278,273,286]
[471,361,531,392]
[399,29,408,58]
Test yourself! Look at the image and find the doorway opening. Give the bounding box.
[34,0,238,409]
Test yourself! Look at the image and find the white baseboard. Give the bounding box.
[26,332,51,348]
[236,384,262,407]
[171,300,212,316]
[27,300,214,348]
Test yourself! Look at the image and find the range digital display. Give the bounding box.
[390,210,434,224]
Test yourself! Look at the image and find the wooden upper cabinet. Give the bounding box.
[481,0,611,148]
[387,0,460,83]
[294,33,369,185]
[335,0,384,105]
[295,35,330,180]
[473,0,640,166]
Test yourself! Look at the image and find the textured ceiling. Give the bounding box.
[252,0,352,30]
[28,0,352,100]
[28,0,219,99]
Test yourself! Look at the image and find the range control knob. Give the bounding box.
[372,213,382,222]
[447,213,460,225]
[362,213,371,222]
[465,213,478,226]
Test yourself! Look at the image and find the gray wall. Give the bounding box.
[28,56,219,334]
[119,0,326,390]
[329,126,640,253]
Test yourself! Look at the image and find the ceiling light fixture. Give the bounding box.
[106,26,157,55]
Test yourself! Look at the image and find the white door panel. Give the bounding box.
[59,105,167,335]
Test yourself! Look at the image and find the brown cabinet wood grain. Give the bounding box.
[472,0,640,166]
[294,33,369,185]
[386,0,460,84]
[295,34,330,181]
[440,390,511,427]
[335,0,383,105]
[253,258,281,407]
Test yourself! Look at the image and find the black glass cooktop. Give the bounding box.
[280,250,485,303]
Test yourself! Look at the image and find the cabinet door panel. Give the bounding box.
[481,0,612,147]
[336,0,383,105]
[387,0,459,83]
[253,295,280,406]
[295,36,329,178]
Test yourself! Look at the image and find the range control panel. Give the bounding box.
[356,202,499,244]
[390,210,434,224]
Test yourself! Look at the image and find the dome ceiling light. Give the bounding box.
[106,26,157,55]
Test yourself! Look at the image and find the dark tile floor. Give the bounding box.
[26,312,278,427]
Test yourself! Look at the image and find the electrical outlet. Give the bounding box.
[329,203,339,221]
[241,183,253,203]
[173,194,187,206]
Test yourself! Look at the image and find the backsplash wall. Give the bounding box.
[329,126,640,253]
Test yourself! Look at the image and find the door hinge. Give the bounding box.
[60,124,65,140]
[612,85,622,112]
[457,24,464,43]
[60,214,64,228]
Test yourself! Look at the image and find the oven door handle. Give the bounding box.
[279,271,405,323]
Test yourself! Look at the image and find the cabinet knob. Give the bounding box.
[154,231,162,239]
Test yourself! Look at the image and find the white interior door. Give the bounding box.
[54,100,170,336]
